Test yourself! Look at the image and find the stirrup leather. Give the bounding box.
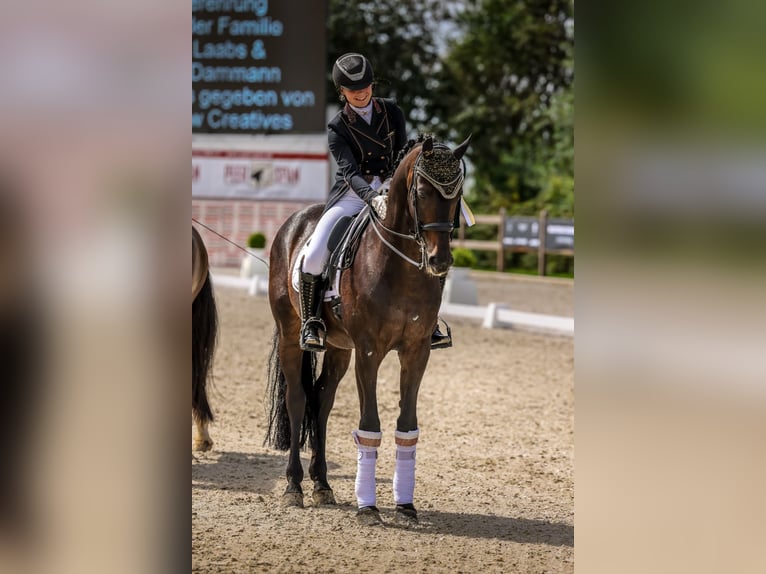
[431,276,452,349]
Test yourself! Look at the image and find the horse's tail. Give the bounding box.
[264,328,317,451]
[192,272,217,424]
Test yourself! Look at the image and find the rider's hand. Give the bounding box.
[370,194,387,219]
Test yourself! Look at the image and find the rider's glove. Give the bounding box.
[370,194,387,219]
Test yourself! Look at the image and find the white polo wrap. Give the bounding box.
[393,429,419,505]
[352,429,382,508]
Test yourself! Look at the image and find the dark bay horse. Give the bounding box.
[266,135,470,523]
[192,225,218,451]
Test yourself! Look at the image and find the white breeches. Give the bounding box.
[302,190,366,275]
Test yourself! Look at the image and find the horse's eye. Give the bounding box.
[416,184,432,199]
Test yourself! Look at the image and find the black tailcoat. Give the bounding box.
[325,97,407,211]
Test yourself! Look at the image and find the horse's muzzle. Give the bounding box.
[427,254,453,276]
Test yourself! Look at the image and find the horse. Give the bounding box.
[265,134,470,524]
[192,225,218,451]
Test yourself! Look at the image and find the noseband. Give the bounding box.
[369,144,465,270]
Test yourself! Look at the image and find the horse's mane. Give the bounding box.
[392,133,433,175]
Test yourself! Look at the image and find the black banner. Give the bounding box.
[503,216,540,248]
[192,0,327,134]
[545,218,575,251]
[502,216,574,251]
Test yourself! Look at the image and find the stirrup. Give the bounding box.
[301,318,326,351]
[430,318,452,350]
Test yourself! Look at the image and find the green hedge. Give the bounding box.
[247,232,266,249]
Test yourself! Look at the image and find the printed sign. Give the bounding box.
[192,149,328,200]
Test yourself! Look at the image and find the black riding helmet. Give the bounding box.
[332,53,374,91]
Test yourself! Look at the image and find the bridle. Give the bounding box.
[368,144,465,270]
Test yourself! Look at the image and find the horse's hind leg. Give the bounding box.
[280,340,309,507]
[309,348,351,505]
[192,415,213,452]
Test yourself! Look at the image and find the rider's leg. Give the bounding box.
[300,192,366,351]
[298,270,326,351]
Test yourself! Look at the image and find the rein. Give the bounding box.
[368,146,464,270]
[368,206,426,269]
[192,217,270,267]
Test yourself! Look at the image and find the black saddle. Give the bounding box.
[322,206,373,317]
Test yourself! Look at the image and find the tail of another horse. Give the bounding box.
[192,272,217,424]
[264,328,317,451]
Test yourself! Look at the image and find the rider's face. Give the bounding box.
[341,84,373,107]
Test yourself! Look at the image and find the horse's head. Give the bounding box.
[395,134,471,276]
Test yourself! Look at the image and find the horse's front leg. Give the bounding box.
[393,341,431,522]
[352,348,384,524]
[309,348,351,505]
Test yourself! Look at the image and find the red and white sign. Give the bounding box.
[192,149,329,201]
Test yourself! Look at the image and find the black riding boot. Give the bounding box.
[299,271,326,351]
[431,275,452,349]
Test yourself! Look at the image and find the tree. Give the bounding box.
[326,0,456,128]
[429,0,574,214]
[527,87,573,217]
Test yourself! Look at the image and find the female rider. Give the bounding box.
[298,52,452,351]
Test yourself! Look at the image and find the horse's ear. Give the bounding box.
[422,136,433,154]
[452,134,472,160]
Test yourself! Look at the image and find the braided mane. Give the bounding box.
[392,133,432,175]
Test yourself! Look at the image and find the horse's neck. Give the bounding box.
[382,179,412,235]
[367,185,426,278]
[360,233,426,291]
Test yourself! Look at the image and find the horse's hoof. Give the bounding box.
[395,503,418,524]
[281,491,304,508]
[192,438,213,452]
[356,506,383,526]
[312,488,336,506]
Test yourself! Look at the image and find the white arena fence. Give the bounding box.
[210,271,573,338]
